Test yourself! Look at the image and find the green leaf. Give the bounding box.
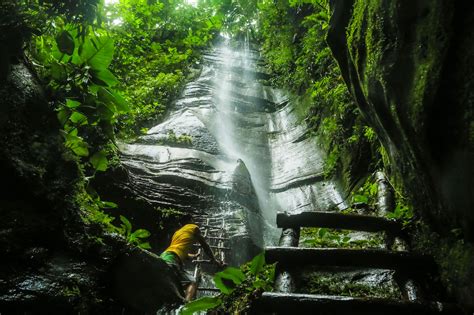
[81,36,115,70]
[69,111,88,125]
[64,131,89,157]
[50,62,67,81]
[98,88,130,113]
[353,194,368,204]
[99,201,118,209]
[250,252,265,276]
[138,242,151,249]
[180,296,221,315]
[109,90,130,112]
[57,108,70,126]
[66,99,81,109]
[318,228,328,238]
[131,229,151,239]
[92,69,119,87]
[120,215,132,236]
[90,150,108,171]
[56,30,75,55]
[213,267,245,294]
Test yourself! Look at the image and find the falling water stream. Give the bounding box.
[119,37,356,301]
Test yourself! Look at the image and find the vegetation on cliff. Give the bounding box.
[1,0,473,312]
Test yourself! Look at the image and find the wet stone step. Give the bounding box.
[254,292,464,315]
[277,211,403,234]
[265,247,436,275]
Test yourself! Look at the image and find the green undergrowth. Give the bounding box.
[181,252,275,314]
[8,0,225,251]
[300,227,385,249]
[157,130,193,146]
[75,188,152,249]
[298,271,402,299]
[350,173,415,226]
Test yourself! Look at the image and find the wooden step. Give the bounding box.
[254,292,464,315]
[265,247,436,274]
[277,211,403,234]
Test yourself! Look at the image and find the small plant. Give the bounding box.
[180,252,275,314]
[301,227,384,249]
[78,190,151,249]
[302,228,351,248]
[351,176,378,205]
[117,215,152,249]
[158,130,193,146]
[386,203,414,226]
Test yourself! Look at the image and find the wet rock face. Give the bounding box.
[327,0,474,306]
[0,63,184,313]
[112,247,184,312]
[327,0,473,237]
[111,47,269,264]
[0,253,102,313]
[110,42,351,269]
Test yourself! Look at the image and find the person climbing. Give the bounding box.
[160,223,224,302]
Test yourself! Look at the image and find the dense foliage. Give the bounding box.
[256,0,378,178]
[3,0,419,310]
[107,0,222,134]
[181,252,275,314]
[3,0,224,247]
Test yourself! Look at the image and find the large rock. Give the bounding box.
[0,62,183,313]
[327,0,474,306]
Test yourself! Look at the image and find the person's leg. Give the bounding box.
[185,281,197,302]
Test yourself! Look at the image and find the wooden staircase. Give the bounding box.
[253,172,465,314]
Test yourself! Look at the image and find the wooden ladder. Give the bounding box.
[254,172,465,314]
[192,216,229,297]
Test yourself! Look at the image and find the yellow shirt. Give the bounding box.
[164,224,200,262]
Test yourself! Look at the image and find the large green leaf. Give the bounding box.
[97,103,115,121]
[92,69,119,87]
[250,252,265,276]
[66,99,81,109]
[65,136,89,157]
[50,62,67,81]
[90,150,108,171]
[180,296,222,315]
[213,267,245,294]
[98,87,130,113]
[57,108,70,126]
[81,36,115,70]
[69,111,88,125]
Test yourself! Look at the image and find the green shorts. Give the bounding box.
[160,251,194,285]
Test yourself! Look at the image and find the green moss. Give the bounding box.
[407,3,450,129]
[62,285,81,297]
[158,130,193,146]
[300,272,402,299]
[413,223,474,299]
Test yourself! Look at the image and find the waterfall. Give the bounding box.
[118,36,348,274]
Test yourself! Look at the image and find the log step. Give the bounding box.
[277,211,403,234]
[265,247,436,274]
[254,292,464,315]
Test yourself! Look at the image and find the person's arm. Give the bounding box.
[195,228,223,267]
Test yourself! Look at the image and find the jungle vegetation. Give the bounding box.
[2,0,413,265]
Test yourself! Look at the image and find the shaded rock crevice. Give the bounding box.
[327,0,474,307]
